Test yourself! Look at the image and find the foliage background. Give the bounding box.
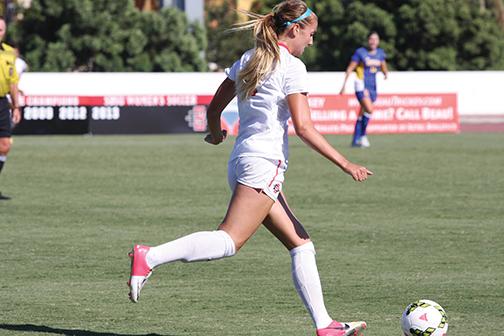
[7,0,504,71]
[10,0,206,72]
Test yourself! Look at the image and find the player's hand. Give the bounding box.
[342,161,373,182]
[12,107,21,125]
[204,129,227,145]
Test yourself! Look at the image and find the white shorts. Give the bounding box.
[354,78,365,92]
[227,156,287,201]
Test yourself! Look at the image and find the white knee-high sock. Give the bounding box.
[290,241,333,329]
[146,230,236,269]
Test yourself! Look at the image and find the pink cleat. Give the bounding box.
[316,321,367,336]
[128,244,152,303]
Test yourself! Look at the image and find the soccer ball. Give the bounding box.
[401,299,448,336]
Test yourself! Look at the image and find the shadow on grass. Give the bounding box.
[0,324,174,336]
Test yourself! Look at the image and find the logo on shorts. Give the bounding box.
[273,183,280,193]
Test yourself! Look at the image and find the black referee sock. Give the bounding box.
[0,155,5,174]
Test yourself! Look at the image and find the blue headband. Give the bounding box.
[283,8,313,27]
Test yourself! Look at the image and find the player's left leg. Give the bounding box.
[351,90,366,147]
[358,90,376,148]
[263,193,366,335]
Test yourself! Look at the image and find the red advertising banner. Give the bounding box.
[294,93,459,135]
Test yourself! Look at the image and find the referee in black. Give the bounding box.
[0,17,21,200]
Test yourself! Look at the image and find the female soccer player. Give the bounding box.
[340,31,388,148]
[129,2,371,335]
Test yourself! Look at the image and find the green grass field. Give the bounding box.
[1,133,503,336]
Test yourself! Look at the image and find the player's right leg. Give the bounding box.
[128,183,274,302]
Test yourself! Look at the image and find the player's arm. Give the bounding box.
[381,60,389,80]
[9,83,21,124]
[205,77,236,145]
[339,61,358,94]
[287,93,373,182]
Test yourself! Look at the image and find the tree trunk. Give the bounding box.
[480,0,486,12]
[493,0,504,29]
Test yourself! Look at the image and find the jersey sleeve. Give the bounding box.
[225,50,254,82]
[16,58,28,75]
[225,59,240,82]
[380,48,387,61]
[351,48,362,63]
[284,58,308,95]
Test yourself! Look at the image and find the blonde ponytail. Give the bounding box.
[236,13,279,100]
[231,0,314,101]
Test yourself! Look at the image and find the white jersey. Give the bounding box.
[225,46,308,164]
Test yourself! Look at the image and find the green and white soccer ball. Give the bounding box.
[401,299,448,336]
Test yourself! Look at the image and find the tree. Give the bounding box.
[395,0,461,70]
[456,2,504,69]
[10,0,206,72]
[205,1,253,70]
[395,0,504,70]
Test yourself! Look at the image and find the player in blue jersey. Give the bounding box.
[340,31,388,147]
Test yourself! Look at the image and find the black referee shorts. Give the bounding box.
[0,97,12,138]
